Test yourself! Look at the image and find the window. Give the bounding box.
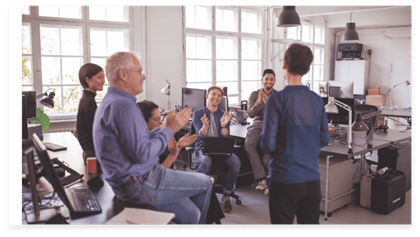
[184,6,265,106]
[286,21,326,95]
[22,6,132,119]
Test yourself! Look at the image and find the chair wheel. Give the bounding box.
[236,200,242,205]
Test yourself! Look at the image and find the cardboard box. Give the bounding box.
[368,86,380,95]
[366,95,386,106]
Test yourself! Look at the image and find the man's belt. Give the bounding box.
[117,176,135,191]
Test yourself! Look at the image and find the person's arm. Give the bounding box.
[161,137,179,168]
[220,111,231,136]
[260,94,281,155]
[116,103,174,165]
[247,90,265,118]
[192,110,206,138]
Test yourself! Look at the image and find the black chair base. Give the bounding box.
[213,183,242,205]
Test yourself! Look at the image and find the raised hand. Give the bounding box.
[177,134,198,149]
[167,137,178,155]
[165,107,192,133]
[220,111,232,127]
[257,89,265,104]
[201,114,209,128]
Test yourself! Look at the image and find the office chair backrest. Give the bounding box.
[354,104,379,129]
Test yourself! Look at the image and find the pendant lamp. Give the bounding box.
[277,6,301,27]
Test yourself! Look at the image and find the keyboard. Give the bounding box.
[44,142,67,151]
[65,187,102,213]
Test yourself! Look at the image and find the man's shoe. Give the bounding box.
[255,180,267,190]
[221,194,232,213]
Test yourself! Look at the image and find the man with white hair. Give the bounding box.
[92,52,212,224]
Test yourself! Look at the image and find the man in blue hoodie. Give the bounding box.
[260,44,330,224]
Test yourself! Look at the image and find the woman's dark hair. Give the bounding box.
[137,100,159,122]
[284,43,313,76]
[78,63,103,89]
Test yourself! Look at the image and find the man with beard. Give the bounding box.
[244,69,277,195]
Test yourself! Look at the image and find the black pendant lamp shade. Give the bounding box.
[342,22,359,41]
[277,6,301,27]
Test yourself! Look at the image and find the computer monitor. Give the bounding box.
[22,90,37,121]
[328,81,354,98]
[22,95,28,140]
[322,97,356,125]
[182,88,206,112]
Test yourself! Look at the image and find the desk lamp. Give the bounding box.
[325,97,353,154]
[160,80,171,110]
[36,89,55,108]
[391,80,410,108]
[352,110,382,148]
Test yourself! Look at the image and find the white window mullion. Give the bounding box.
[211,6,216,87]
[30,21,43,107]
[238,7,242,102]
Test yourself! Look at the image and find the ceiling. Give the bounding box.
[275,6,412,30]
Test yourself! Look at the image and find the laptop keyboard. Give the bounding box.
[66,187,101,212]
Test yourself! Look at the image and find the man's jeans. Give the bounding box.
[194,149,241,193]
[111,163,213,224]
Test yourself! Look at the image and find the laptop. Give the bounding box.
[203,137,236,156]
[32,133,102,219]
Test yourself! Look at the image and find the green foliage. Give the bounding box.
[31,108,51,132]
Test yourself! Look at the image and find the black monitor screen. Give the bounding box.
[182,88,206,112]
[22,95,28,140]
[322,97,355,125]
[22,90,37,121]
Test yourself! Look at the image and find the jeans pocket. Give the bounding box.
[119,181,158,205]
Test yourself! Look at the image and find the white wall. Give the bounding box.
[144,6,184,110]
[333,27,411,107]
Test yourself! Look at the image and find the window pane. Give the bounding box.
[314,26,325,44]
[216,60,238,82]
[241,80,260,101]
[241,61,261,81]
[39,6,82,19]
[22,56,33,85]
[314,48,324,65]
[228,96,239,106]
[42,57,61,84]
[302,24,313,43]
[216,7,238,32]
[313,65,324,81]
[186,60,212,83]
[89,6,129,22]
[90,30,107,57]
[302,65,313,84]
[242,9,261,34]
[42,86,62,114]
[22,6,30,15]
[107,31,128,55]
[62,86,83,113]
[61,28,82,55]
[185,6,211,30]
[96,85,109,101]
[62,57,83,84]
[216,37,237,59]
[91,58,108,84]
[22,25,31,54]
[40,27,60,55]
[186,35,211,59]
[186,82,212,90]
[217,81,238,94]
[287,26,301,40]
[242,38,261,60]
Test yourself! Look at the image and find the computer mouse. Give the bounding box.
[87,175,104,188]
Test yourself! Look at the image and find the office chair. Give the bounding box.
[185,123,242,205]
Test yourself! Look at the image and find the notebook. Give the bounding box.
[202,137,236,156]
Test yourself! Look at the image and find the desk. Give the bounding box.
[22,132,119,225]
[381,108,411,118]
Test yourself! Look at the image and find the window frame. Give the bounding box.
[183,6,266,107]
[286,20,326,94]
[22,6,134,120]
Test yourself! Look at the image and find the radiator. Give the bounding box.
[45,126,77,137]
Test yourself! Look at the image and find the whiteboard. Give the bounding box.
[390,58,411,108]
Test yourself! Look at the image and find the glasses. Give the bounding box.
[124,69,144,76]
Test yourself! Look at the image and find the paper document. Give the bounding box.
[105,208,175,225]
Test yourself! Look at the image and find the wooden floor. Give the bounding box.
[215,184,412,225]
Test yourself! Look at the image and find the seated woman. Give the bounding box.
[76,63,105,164]
[137,100,225,224]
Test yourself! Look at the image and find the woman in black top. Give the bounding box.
[76,63,105,164]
